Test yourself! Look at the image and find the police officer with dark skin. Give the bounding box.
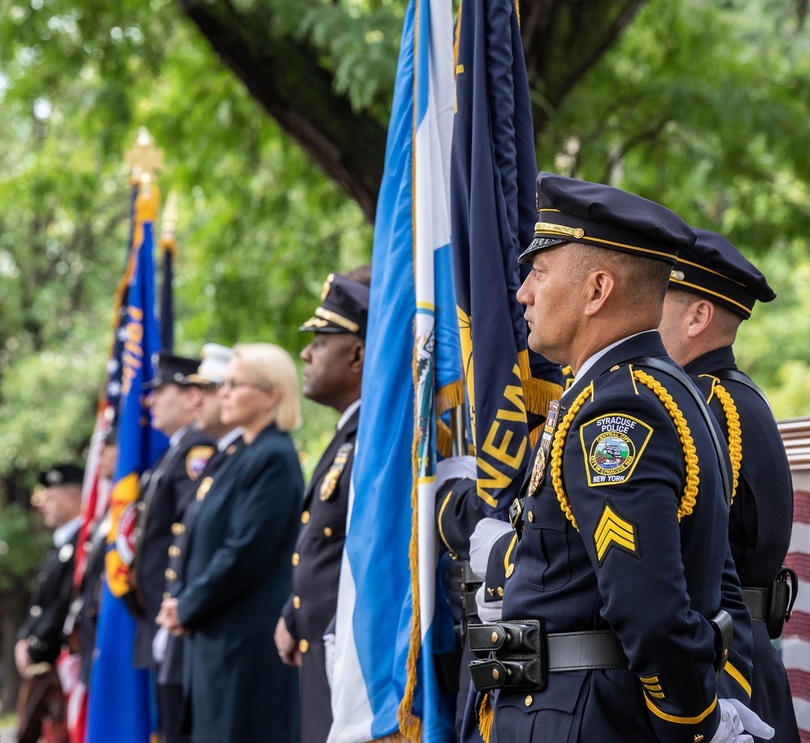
[133,352,214,742]
[15,464,84,743]
[658,229,799,742]
[274,268,370,743]
[467,172,772,743]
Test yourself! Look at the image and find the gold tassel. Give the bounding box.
[436,379,465,416]
[478,692,494,743]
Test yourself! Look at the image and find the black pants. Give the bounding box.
[158,682,193,743]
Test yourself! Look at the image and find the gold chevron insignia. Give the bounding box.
[594,501,639,564]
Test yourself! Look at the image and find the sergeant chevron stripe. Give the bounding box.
[594,501,640,564]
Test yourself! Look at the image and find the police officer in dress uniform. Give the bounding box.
[274,269,370,743]
[155,344,244,743]
[15,464,84,743]
[132,352,214,741]
[658,229,800,742]
[466,173,772,742]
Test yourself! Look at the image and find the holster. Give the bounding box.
[768,567,798,639]
[460,560,483,626]
[468,620,547,692]
[742,567,799,639]
[709,609,733,675]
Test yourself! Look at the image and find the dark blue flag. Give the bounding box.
[451,0,563,519]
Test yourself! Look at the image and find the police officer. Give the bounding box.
[15,464,84,743]
[658,229,799,742]
[274,269,369,743]
[467,173,770,742]
[156,343,244,743]
[133,351,214,740]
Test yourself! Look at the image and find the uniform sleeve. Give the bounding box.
[565,379,721,741]
[20,550,76,664]
[177,445,302,630]
[436,476,484,561]
[717,543,754,702]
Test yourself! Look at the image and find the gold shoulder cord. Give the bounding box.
[550,370,701,529]
[704,377,742,506]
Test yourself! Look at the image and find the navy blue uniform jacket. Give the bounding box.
[499,332,734,743]
[687,346,799,742]
[177,423,303,743]
[281,406,358,743]
[133,426,214,669]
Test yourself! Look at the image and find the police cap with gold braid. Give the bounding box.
[668,228,775,319]
[300,273,370,340]
[519,172,696,265]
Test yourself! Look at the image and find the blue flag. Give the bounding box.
[87,183,167,743]
[328,0,460,740]
[451,0,563,519]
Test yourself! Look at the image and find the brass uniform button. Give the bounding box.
[291,553,300,566]
[490,631,498,643]
[299,639,309,653]
[168,546,181,558]
[492,668,500,681]
[165,568,177,581]
[323,526,333,537]
[293,596,301,609]
[172,522,185,536]
[301,511,310,525]
[527,510,534,523]
[497,587,504,597]
[505,564,515,578]
[524,695,533,706]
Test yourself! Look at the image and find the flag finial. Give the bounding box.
[125,127,164,185]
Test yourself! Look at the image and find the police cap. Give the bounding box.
[187,343,234,387]
[143,351,200,390]
[669,228,775,319]
[39,463,84,488]
[300,274,370,340]
[519,172,696,265]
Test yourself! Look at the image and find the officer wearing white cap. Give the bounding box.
[275,267,370,743]
[155,344,244,743]
[659,229,799,742]
[466,173,771,742]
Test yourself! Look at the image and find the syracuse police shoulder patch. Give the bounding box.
[579,413,653,487]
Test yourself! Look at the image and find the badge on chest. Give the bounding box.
[320,443,353,501]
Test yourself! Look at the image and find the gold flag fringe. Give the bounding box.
[478,692,494,743]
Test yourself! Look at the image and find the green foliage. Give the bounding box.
[537,0,810,414]
[0,502,50,592]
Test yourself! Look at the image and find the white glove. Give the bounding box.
[469,517,513,577]
[323,631,336,691]
[435,455,477,492]
[474,584,503,622]
[152,625,169,664]
[709,698,775,742]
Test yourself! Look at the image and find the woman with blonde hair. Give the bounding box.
[157,342,303,743]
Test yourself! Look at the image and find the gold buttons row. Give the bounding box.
[171,522,185,536]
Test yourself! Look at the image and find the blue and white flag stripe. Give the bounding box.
[328,0,459,739]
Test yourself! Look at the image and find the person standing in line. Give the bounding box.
[658,228,799,742]
[131,352,214,741]
[274,268,370,743]
[15,464,84,743]
[156,343,243,743]
[157,343,304,743]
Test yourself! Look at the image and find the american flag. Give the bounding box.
[779,417,810,742]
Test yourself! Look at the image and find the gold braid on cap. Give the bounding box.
[702,376,742,506]
[550,370,701,529]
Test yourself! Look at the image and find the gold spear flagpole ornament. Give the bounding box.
[160,191,179,255]
[125,126,164,188]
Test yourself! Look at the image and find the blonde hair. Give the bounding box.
[233,343,302,431]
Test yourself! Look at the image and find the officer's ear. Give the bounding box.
[685,298,714,339]
[583,268,615,317]
[350,340,365,374]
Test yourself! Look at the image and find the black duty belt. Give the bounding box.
[467,620,628,692]
[742,567,799,639]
